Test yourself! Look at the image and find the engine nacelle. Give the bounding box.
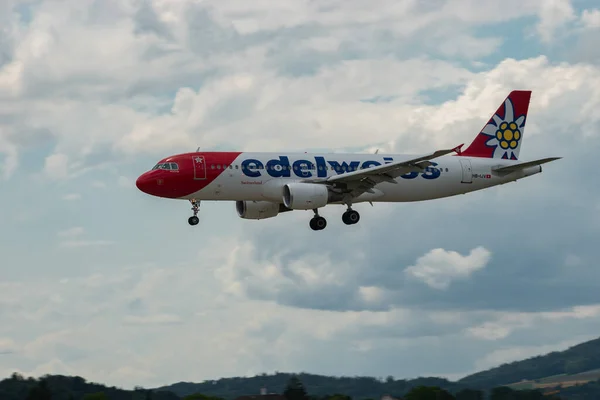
[236,200,280,220]
[283,183,329,210]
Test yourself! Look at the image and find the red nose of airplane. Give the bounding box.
[136,173,153,194]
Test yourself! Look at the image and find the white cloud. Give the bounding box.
[117,175,131,188]
[123,314,183,325]
[43,153,69,180]
[62,193,81,201]
[580,9,600,29]
[56,227,114,248]
[0,337,17,354]
[467,305,600,342]
[57,227,84,238]
[91,181,107,189]
[0,129,18,180]
[404,247,491,289]
[358,286,387,305]
[59,240,114,248]
[535,0,576,43]
[0,0,571,176]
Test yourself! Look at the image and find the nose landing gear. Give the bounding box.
[188,200,200,226]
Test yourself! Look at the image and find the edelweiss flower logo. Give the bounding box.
[479,98,525,160]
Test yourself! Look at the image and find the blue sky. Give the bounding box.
[1,0,600,391]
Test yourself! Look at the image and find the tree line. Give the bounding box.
[4,372,600,399]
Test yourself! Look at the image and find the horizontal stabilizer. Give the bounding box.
[492,157,561,176]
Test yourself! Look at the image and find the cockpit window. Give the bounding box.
[151,162,178,170]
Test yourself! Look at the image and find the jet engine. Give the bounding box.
[236,200,280,220]
[283,183,329,210]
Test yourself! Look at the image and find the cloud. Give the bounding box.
[117,175,131,188]
[56,227,113,248]
[59,240,114,248]
[0,338,17,355]
[0,129,18,180]
[404,247,492,290]
[91,181,107,189]
[122,314,183,326]
[535,0,577,43]
[62,193,81,201]
[57,227,84,238]
[0,0,573,177]
[580,9,600,29]
[43,153,69,180]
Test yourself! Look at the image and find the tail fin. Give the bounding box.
[461,90,531,160]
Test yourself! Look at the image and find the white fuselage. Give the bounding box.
[179,152,541,204]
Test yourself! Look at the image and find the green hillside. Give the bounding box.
[458,337,600,389]
[0,373,179,400]
[157,373,467,399]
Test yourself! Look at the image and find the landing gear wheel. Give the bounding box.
[188,199,200,226]
[342,210,360,225]
[310,216,327,231]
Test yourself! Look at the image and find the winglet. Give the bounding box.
[453,143,464,155]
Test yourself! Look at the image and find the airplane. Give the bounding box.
[135,90,560,230]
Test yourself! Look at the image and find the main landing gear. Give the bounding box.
[309,210,327,231]
[188,199,200,226]
[342,209,360,225]
[309,207,360,230]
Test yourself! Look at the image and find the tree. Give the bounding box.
[26,379,52,400]
[284,376,309,400]
[82,392,109,400]
[324,394,352,400]
[489,386,550,400]
[404,386,455,400]
[565,359,589,375]
[455,389,484,400]
[10,373,24,381]
[183,394,226,400]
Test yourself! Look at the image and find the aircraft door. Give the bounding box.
[193,155,207,180]
[459,159,472,184]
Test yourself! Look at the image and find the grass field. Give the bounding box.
[505,369,600,390]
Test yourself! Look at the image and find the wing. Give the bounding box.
[492,157,561,176]
[304,144,464,199]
